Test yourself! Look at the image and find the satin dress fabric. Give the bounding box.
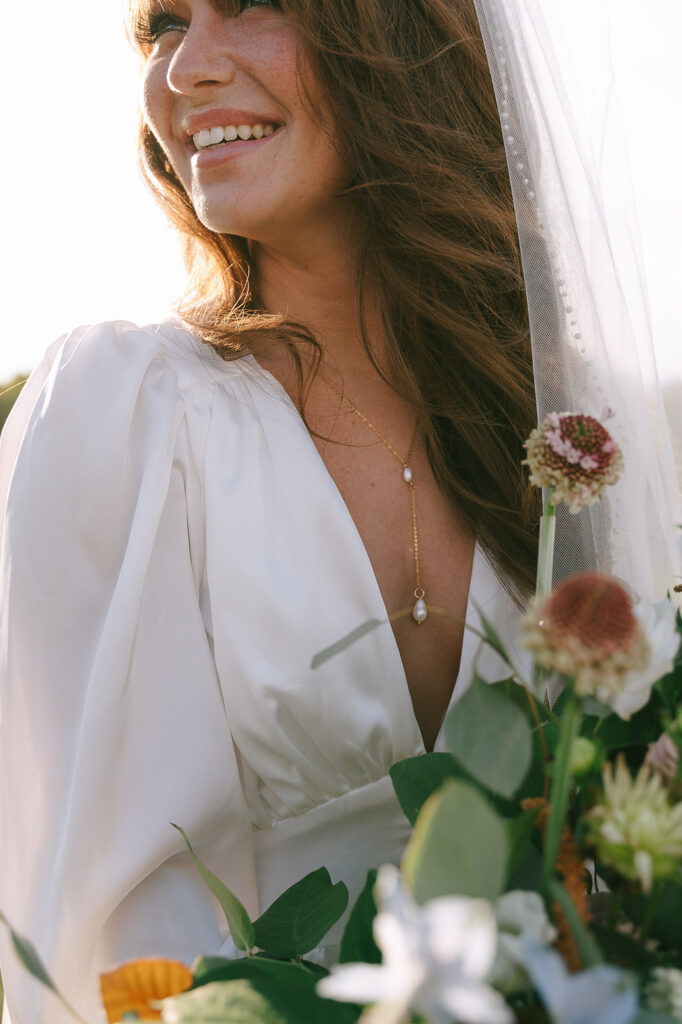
[0,320,524,1023]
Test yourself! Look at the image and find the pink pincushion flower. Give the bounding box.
[521,573,679,719]
[523,412,623,512]
[646,733,680,785]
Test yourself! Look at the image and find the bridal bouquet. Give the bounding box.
[4,411,682,1024]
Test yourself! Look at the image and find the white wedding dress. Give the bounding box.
[0,320,523,1024]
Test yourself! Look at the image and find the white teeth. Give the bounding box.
[192,123,279,149]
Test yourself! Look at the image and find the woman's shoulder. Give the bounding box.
[37,317,242,396]
[2,318,256,453]
[0,317,294,511]
[0,319,254,510]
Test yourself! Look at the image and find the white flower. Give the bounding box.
[523,943,638,1024]
[645,967,682,1020]
[317,865,512,1024]
[487,891,556,994]
[586,755,682,893]
[613,597,681,719]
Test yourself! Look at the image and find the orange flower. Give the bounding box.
[100,958,193,1023]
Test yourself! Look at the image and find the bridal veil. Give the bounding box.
[473,0,681,601]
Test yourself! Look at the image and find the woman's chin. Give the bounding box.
[192,198,279,243]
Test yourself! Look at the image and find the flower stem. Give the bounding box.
[542,695,580,889]
[536,490,557,598]
[547,879,602,967]
[533,491,557,698]
[640,881,664,944]
[523,686,550,763]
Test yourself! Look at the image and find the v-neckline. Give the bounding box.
[243,353,483,754]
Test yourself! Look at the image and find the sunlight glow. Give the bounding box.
[0,0,679,384]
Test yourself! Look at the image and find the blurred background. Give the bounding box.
[0,1,679,471]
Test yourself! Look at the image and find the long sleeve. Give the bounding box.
[0,323,257,1024]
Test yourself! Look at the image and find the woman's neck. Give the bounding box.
[250,228,388,378]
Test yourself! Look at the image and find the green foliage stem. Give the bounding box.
[541,696,580,889]
[546,880,602,968]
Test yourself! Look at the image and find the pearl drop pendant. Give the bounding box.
[403,466,413,483]
[412,598,428,623]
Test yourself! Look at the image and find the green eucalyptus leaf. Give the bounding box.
[444,676,532,799]
[339,870,381,965]
[390,753,517,826]
[252,868,348,958]
[402,780,508,903]
[161,977,360,1024]
[310,620,385,669]
[171,825,254,953]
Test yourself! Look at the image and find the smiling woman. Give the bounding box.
[0,1,679,1023]
[137,0,353,247]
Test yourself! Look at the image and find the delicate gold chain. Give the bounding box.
[322,376,427,622]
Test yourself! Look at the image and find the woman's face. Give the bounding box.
[139,0,351,243]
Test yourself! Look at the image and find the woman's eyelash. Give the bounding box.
[134,1,281,46]
[135,11,186,47]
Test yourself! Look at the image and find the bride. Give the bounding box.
[0,1,677,1022]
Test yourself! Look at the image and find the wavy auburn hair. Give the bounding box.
[126,0,539,602]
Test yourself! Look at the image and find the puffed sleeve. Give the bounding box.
[0,323,258,1024]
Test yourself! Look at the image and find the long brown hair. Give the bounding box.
[127,0,539,601]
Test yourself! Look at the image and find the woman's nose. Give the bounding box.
[166,13,237,95]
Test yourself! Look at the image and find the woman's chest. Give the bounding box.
[315,434,476,750]
[201,376,519,822]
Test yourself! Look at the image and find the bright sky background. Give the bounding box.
[0,1,680,385]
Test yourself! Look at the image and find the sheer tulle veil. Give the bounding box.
[473,0,681,601]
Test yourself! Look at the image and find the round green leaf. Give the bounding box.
[161,978,359,1024]
[444,676,532,799]
[403,780,508,903]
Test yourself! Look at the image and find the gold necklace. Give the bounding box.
[323,378,428,624]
